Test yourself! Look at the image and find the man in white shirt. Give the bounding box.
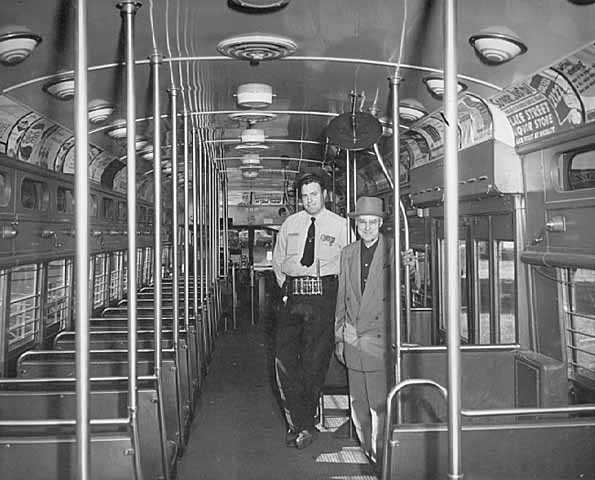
[272,168,349,449]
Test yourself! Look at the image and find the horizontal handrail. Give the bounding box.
[401,343,520,352]
[0,418,130,427]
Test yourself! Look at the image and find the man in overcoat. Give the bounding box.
[335,196,392,467]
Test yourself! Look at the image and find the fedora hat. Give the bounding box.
[348,196,385,218]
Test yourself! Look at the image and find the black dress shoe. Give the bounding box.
[285,429,299,447]
[295,429,316,449]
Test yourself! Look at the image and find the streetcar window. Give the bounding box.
[56,187,74,213]
[89,194,98,217]
[20,178,49,211]
[565,148,595,191]
[46,259,72,329]
[139,205,147,223]
[122,251,128,295]
[0,172,11,207]
[142,247,153,285]
[8,264,41,350]
[565,268,595,381]
[147,208,154,224]
[93,254,109,309]
[102,197,115,219]
[109,251,124,302]
[118,201,127,221]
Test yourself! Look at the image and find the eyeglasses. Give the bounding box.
[356,218,380,227]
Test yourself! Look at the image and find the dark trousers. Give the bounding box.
[274,282,338,432]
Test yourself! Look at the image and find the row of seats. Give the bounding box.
[0,278,223,480]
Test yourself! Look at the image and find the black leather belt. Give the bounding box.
[287,275,337,296]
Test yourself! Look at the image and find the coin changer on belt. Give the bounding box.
[284,260,323,298]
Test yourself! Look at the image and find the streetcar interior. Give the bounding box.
[0,0,595,479]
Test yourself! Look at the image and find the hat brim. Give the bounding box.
[348,210,385,218]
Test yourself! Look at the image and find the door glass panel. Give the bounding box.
[459,240,468,340]
[46,259,72,328]
[253,229,274,269]
[478,241,491,343]
[498,241,516,343]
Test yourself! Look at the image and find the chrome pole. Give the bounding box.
[118,2,143,479]
[352,152,357,203]
[389,75,402,387]
[170,87,187,444]
[444,0,463,478]
[346,150,351,242]
[192,129,202,375]
[74,0,90,477]
[151,51,171,480]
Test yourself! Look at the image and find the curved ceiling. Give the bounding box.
[0,0,594,195]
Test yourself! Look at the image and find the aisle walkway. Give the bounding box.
[176,326,378,480]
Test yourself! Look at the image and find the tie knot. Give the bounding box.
[310,217,316,224]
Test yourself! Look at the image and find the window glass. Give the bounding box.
[410,248,432,308]
[89,194,98,217]
[498,241,516,343]
[118,201,127,221]
[0,172,11,207]
[109,251,123,302]
[21,178,49,211]
[478,241,491,343]
[567,268,595,380]
[567,149,595,190]
[8,264,40,350]
[139,206,147,223]
[93,254,108,309]
[46,259,72,329]
[57,187,74,213]
[253,229,274,269]
[459,240,468,341]
[102,197,115,220]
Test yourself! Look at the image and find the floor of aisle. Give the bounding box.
[176,323,378,480]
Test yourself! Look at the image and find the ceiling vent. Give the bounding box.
[217,33,297,65]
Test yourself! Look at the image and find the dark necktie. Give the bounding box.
[300,217,316,267]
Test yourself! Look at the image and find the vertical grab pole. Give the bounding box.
[183,111,193,392]
[444,0,463,478]
[381,72,402,480]
[346,149,351,242]
[170,87,187,445]
[231,262,238,330]
[198,131,208,361]
[74,1,90,477]
[118,2,143,479]
[192,129,202,376]
[150,51,171,480]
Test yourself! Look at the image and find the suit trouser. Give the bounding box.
[274,285,337,432]
[347,368,388,461]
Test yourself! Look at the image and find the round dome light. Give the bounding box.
[469,26,527,65]
[135,136,149,151]
[0,26,42,65]
[236,83,274,108]
[241,128,265,144]
[399,99,427,122]
[88,99,115,124]
[42,73,75,101]
[422,75,467,100]
[217,33,297,65]
[105,118,127,139]
[242,168,260,179]
[241,153,261,166]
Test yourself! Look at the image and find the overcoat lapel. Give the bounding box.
[348,241,361,304]
[358,235,385,316]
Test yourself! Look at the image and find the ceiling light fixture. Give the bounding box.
[241,128,265,144]
[0,26,42,65]
[241,153,262,166]
[88,99,115,124]
[229,0,290,13]
[236,83,274,108]
[399,99,427,122]
[469,26,527,65]
[228,111,278,123]
[105,119,127,139]
[234,142,270,152]
[422,75,467,100]
[217,33,297,65]
[42,73,75,100]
